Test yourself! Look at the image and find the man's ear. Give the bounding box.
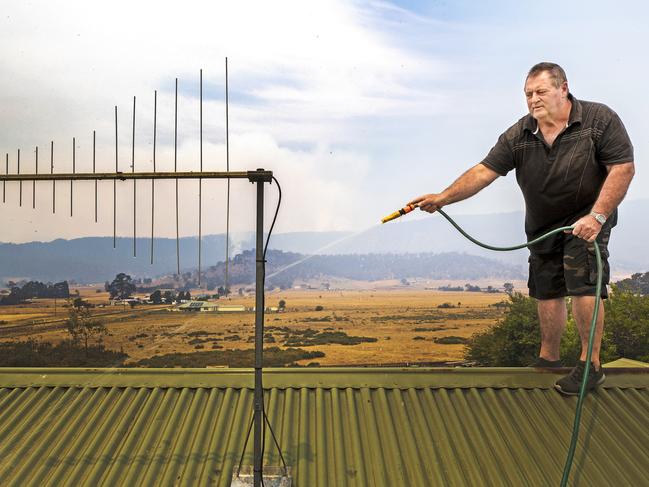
[561,81,569,98]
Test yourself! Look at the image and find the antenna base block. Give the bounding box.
[247,169,273,183]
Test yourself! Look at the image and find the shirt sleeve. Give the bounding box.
[480,132,515,176]
[596,112,634,165]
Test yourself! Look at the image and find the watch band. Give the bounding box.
[590,211,606,225]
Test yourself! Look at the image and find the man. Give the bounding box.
[409,62,635,395]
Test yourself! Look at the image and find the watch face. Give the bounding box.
[590,212,605,224]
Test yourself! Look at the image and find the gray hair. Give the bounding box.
[526,62,568,88]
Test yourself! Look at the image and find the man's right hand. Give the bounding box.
[408,193,446,213]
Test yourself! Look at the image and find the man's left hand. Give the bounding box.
[568,214,602,242]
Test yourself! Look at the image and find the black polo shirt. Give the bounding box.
[481,94,634,253]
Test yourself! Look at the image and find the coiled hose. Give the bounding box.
[434,208,602,487]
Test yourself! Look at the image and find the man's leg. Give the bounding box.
[571,296,605,369]
[555,232,610,394]
[537,298,567,361]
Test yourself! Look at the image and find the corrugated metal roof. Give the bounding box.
[604,357,649,368]
[0,367,648,487]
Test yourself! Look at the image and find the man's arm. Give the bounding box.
[408,163,500,213]
[571,161,635,242]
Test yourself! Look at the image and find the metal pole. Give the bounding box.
[114,106,118,248]
[225,57,231,296]
[93,131,97,222]
[199,68,203,286]
[0,171,263,182]
[33,146,37,209]
[132,95,137,257]
[51,141,55,213]
[18,149,21,206]
[175,78,180,275]
[253,173,265,487]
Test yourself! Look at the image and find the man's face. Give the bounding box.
[524,71,568,122]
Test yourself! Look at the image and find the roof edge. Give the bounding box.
[1,367,648,389]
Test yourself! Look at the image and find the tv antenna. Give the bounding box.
[0,61,288,487]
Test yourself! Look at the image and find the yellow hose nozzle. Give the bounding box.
[381,204,417,224]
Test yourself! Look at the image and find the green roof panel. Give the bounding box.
[0,367,647,486]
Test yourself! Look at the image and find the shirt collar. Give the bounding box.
[524,93,582,133]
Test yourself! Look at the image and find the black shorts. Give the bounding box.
[528,229,611,300]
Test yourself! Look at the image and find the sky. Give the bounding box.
[0,0,646,244]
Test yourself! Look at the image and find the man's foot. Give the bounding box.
[555,360,605,395]
[529,357,562,368]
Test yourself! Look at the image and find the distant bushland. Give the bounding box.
[131,347,325,368]
[0,280,69,305]
[0,339,127,367]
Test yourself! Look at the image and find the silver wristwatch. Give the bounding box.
[590,211,606,225]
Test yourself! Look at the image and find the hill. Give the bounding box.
[1,199,647,282]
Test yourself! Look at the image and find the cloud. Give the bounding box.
[0,0,448,243]
[1,0,646,244]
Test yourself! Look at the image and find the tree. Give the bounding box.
[503,282,515,295]
[72,297,92,308]
[0,287,23,305]
[465,287,649,366]
[278,299,286,311]
[65,307,106,355]
[616,272,649,295]
[107,273,136,300]
[150,290,163,304]
[51,281,70,298]
[163,290,176,304]
[603,285,649,362]
[465,292,541,366]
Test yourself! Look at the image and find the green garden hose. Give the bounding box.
[434,208,602,487]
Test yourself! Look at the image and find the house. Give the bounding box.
[216,304,247,313]
[177,302,247,313]
[109,298,141,306]
[177,301,219,312]
[0,365,647,486]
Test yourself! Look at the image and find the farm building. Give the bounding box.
[217,304,247,313]
[177,301,220,312]
[177,302,247,313]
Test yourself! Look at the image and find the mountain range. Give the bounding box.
[1,199,647,283]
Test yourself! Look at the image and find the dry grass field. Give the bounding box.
[0,284,514,366]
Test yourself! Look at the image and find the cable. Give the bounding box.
[259,176,286,477]
[433,208,601,487]
[264,176,282,258]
